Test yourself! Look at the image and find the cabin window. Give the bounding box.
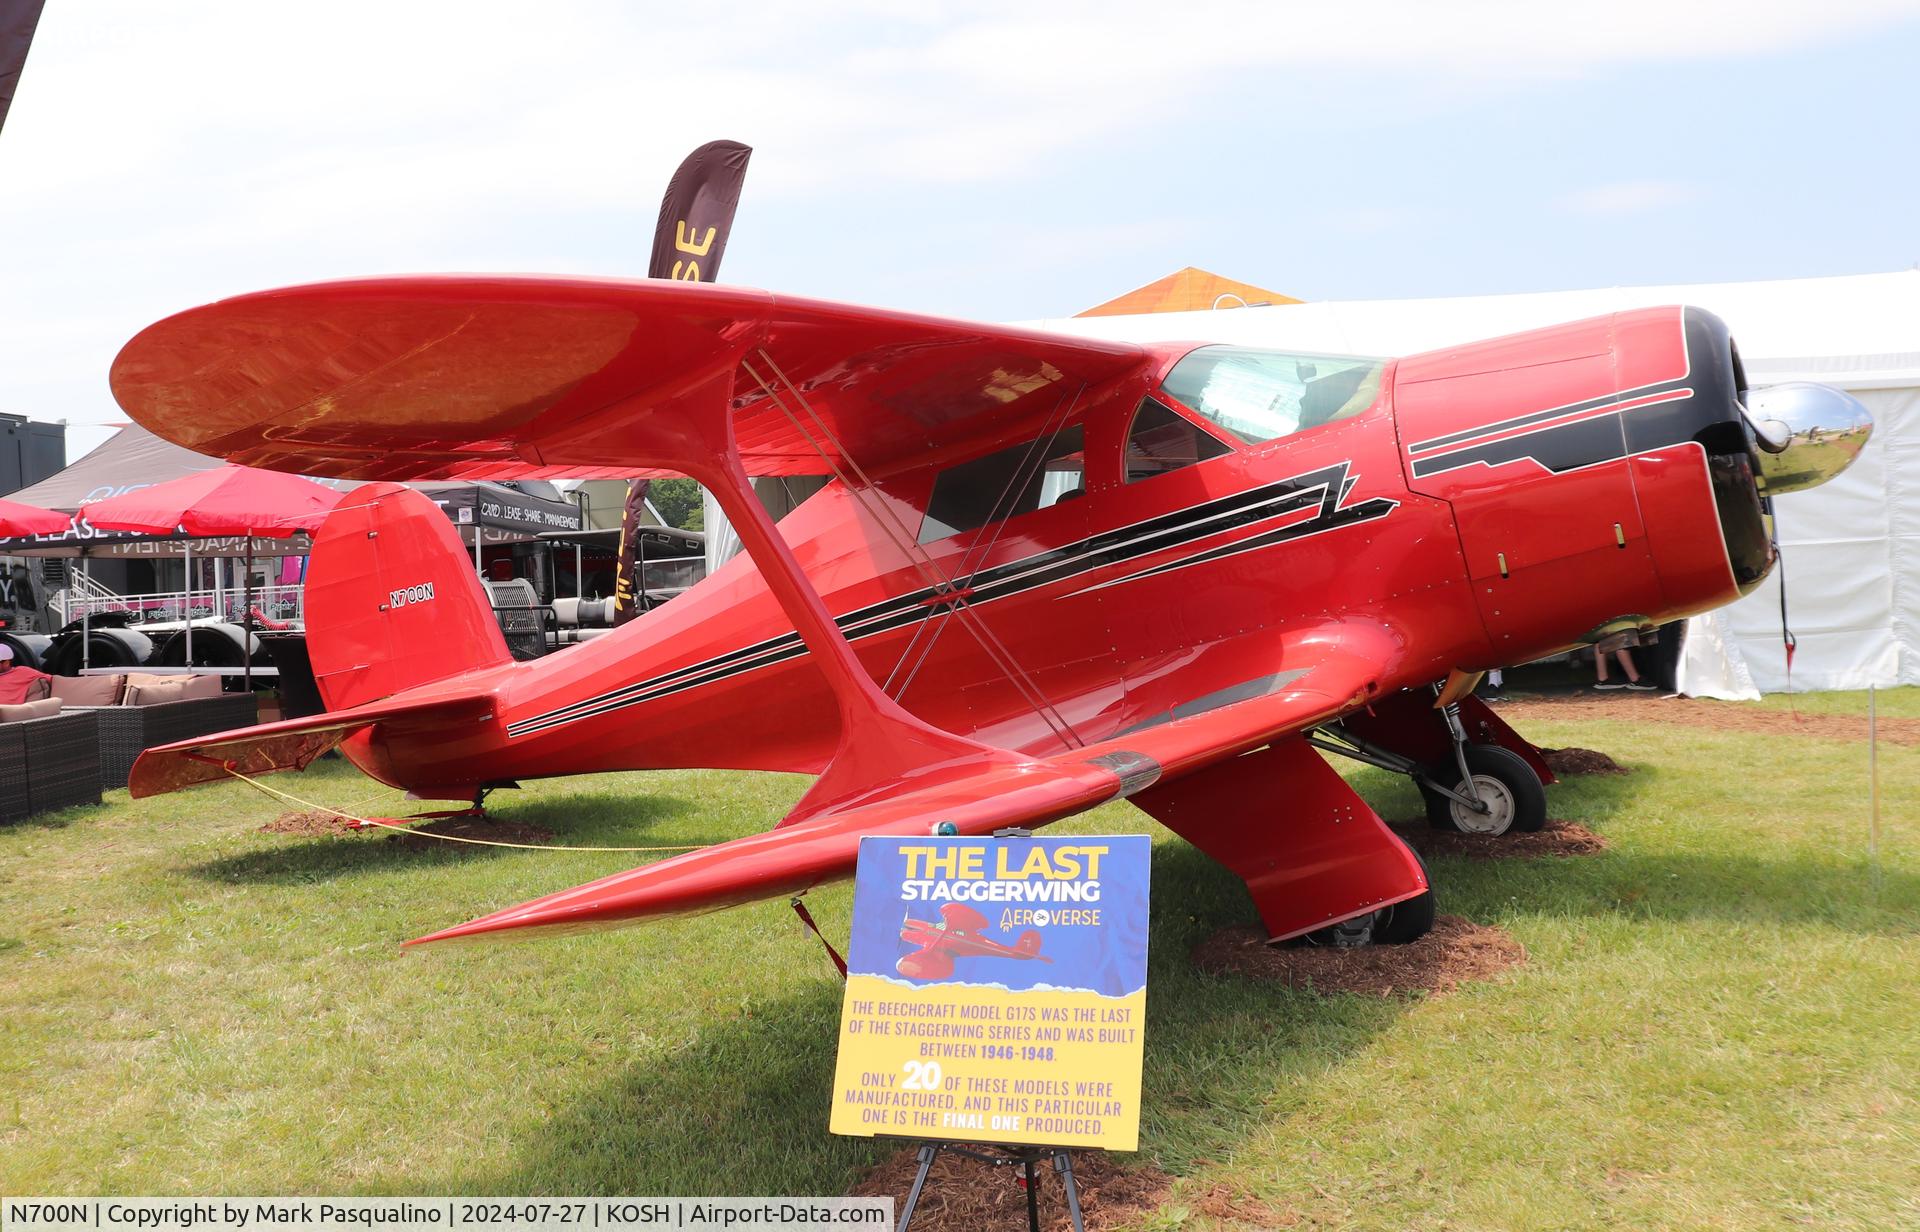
[1159,345,1386,444]
[1125,397,1233,482]
[918,426,1086,544]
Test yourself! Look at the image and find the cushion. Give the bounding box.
[123,680,189,707]
[26,697,61,717]
[24,676,51,701]
[49,673,124,706]
[179,674,225,700]
[0,702,37,723]
[122,672,172,693]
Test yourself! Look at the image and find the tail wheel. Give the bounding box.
[1372,849,1435,944]
[1421,744,1546,836]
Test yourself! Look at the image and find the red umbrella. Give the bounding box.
[0,497,72,537]
[80,464,341,536]
[83,466,345,683]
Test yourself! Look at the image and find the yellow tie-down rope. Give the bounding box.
[224,766,706,854]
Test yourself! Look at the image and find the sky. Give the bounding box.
[3,0,1919,462]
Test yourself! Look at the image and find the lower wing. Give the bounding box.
[406,619,1394,945]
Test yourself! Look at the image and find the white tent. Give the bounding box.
[1030,270,1920,695]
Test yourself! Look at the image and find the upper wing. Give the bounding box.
[406,621,1390,945]
[108,276,1150,481]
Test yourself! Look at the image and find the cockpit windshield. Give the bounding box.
[1158,346,1387,445]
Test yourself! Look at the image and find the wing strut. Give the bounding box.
[615,360,1024,826]
[741,349,1085,751]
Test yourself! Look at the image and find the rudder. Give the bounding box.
[305,483,511,711]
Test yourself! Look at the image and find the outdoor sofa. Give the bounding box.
[47,673,260,790]
[0,699,102,822]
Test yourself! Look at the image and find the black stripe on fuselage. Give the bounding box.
[1407,389,1695,480]
[505,463,1390,739]
[506,472,1341,736]
[1406,374,1691,457]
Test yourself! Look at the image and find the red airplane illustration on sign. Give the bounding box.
[897,903,1049,980]
[107,276,1871,949]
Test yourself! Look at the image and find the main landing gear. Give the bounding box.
[1418,744,1546,837]
[1301,849,1436,947]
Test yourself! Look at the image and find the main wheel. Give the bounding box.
[1420,744,1546,836]
[1372,849,1436,944]
[1299,914,1375,947]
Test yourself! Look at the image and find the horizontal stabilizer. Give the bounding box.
[129,691,498,799]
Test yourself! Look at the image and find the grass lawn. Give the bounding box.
[2,693,1915,1229]
[1749,686,1920,718]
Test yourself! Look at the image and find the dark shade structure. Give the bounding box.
[0,0,44,139]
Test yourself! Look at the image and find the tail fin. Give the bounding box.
[305,483,510,711]
[1014,930,1044,958]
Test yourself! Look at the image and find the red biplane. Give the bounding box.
[107,276,1870,949]
[896,903,1049,981]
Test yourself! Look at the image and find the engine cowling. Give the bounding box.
[1390,306,1781,666]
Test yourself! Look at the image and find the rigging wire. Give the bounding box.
[886,382,1086,705]
[225,767,704,854]
[740,351,1084,748]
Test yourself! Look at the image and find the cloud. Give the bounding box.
[0,0,1914,436]
[1557,180,1705,216]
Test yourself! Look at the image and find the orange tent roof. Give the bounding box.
[1075,266,1302,317]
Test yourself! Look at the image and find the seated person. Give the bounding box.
[0,643,53,704]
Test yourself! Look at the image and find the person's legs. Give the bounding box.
[1617,648,1656,690]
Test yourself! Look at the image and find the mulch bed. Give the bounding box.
[849,1145,1172,1232]
[1499,693,1920,746]
[260,808,361,837]
[384,816,556,849]
[1191,914,1525,997]
[1187,1185,1298,1228]
[259,809,559,849]
[1539,745,1628,776]
[1390,818,1609,860]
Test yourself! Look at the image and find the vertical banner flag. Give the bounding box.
[0,0,45,138]
[647,139,752,283]
[829,835,1150,1152]
[613,139,753,626]
[609,478,651,620]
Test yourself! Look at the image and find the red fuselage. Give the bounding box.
[339,305,1767,798]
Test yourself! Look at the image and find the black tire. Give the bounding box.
[1372,848,1435,944]
[1298,914,1374,948]
[1419,744,1546,835]
[46,626,154,674]
[154,623,258,668]
[0,632,52,670]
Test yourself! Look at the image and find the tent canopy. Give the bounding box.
[0,425,583,554]
[1075,266,1302,317]
[1036,269,1920,693]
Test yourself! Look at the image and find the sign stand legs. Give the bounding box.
[894,1141,1084,1232]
